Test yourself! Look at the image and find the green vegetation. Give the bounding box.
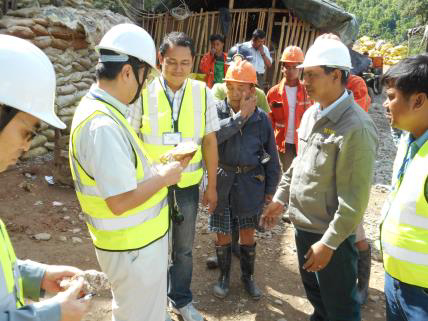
[334,0,427,44]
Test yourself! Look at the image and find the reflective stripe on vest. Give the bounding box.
[274,122,286,128]
[0,219,24,308]
[381,138,428,288]
[69,97,169,251]
[141,78,206,188]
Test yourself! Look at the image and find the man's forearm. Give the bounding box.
[106,174,168,215]
[202,132,218,189]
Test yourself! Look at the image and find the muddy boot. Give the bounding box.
[231,228,240,258]
[357,245,371,304]
[206,255,218,269]
[213,244,231,298]
[240,244,262,300]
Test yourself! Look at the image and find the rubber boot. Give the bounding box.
[206,230,240,269]
[231,228,240,258]
[206,255,218,269]
[213,244,231,298]
[357,245,371,304]
[240,244,262,300]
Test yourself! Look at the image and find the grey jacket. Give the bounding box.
[1,259,60,321]
[273,92,378,249]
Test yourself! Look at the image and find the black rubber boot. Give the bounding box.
[213,244,231,298]
[357,245,371,304]
[231,228,240,258]
[206,230,240,269]
[206,255,218,269]
[240,244,262,300]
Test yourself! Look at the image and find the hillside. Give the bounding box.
[334,0,427,43]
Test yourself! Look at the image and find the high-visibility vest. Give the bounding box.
[140,78,206,188]
[380,137,428,288]
[69,96,169,251]
[0,219,24,309]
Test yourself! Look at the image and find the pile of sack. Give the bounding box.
[353,36,408,65]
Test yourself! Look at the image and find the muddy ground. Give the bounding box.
[0,95,394,321]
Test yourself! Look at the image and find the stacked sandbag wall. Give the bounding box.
[0,6,130,184]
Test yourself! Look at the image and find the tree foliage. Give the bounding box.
[334,0,427,44]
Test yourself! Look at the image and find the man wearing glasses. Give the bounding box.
[129,32,219,321]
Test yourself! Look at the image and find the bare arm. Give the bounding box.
[202,132,218,212]
[106,162,183,215]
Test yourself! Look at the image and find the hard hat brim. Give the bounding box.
[296,62,353,70]
[223,78,258,85]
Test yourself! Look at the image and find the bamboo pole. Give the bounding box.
[302,24,311,54]
[273,15,286,85]
[210,12,215,37]
[194,9,203,57]
[295,21,303,47]
[284,14,292,47]
[243,11,248,42]
[266,8,274,49]
[289,15,298,45]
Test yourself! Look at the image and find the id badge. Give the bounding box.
[162,132,182,145]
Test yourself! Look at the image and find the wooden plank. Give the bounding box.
[289,15,298,45]
[210,12,215,37]
[302,24,311,54]
[266,8,274,49]
[194,9,203,58]
[284,13,292,47]
[295,21,303,48]
[229,0,234,9]
[272,16,286,84]
[273,15,286,85]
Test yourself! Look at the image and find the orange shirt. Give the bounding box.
[267,78,312,153]
[199,52,228,88]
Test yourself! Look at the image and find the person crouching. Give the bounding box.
[209,60,280,299]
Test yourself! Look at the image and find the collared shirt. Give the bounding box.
[318,90,349,119]
[397,129,428,197]
[75,84,138,199]
[128,76,220,135]
[242,41,272,74]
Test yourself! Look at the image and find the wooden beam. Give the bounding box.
[272,0,277,8]
[229,0,234,9]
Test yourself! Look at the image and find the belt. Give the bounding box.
[219,163,258,174]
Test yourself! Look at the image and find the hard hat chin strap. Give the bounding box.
[0,105,19,132]
[129,62,149,105]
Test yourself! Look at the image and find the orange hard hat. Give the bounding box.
[280,46,304,63]
[223,60,257,84]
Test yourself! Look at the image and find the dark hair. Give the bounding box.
[95,49,144,81]
[0,105,19,132]
[209,34,225,43]
[381,54,428,98]
[320,66,349,85]
[159,32,195,57]
[252,29,266,40]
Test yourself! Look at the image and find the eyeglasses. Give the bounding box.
[16,116,41,142]
[163,58,192,69]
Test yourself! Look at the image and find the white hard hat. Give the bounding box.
[297,38,353,71]
[0,35,66,129]
[96,23,158,72]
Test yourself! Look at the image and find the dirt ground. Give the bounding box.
[0,97,391,321]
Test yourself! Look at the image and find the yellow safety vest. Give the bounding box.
[69,96,169,251]
[140,78,206,188]
[0,219,24,308]
[380,137,428,288]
